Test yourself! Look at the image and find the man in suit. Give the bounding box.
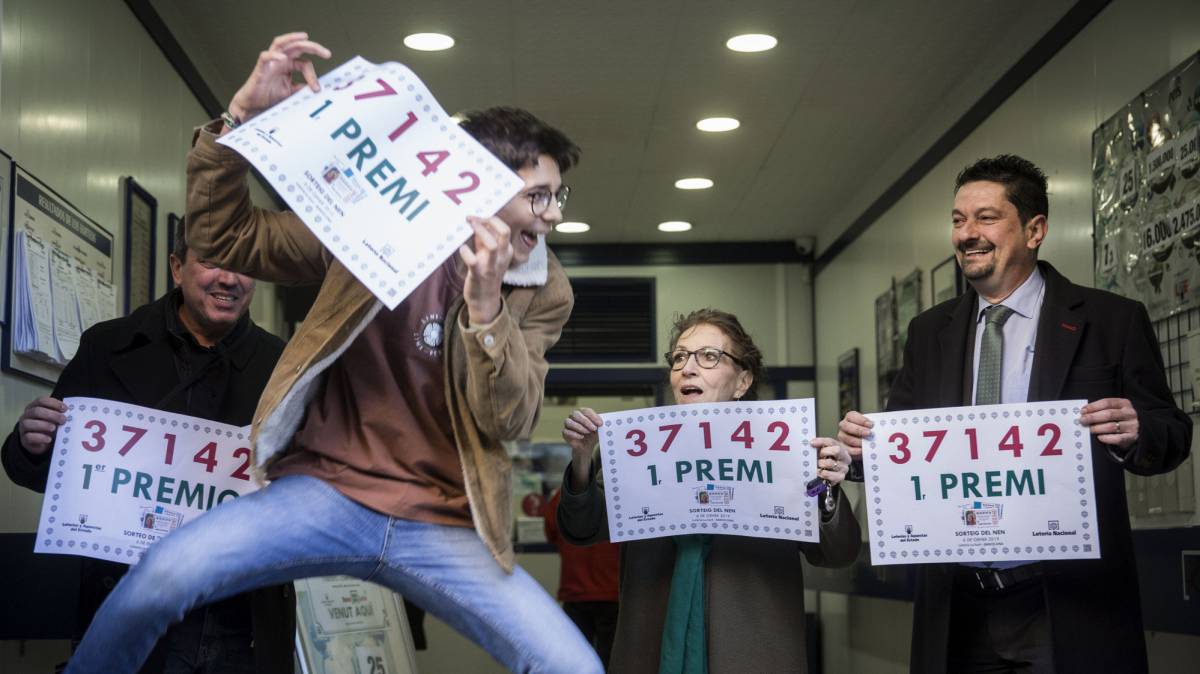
[2,219,293,673]
[838,155,1191,673]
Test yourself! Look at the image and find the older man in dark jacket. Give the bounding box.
[2,220,292,673]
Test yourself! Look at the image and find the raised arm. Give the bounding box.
[186,32,334,284]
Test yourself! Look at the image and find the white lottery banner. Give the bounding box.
[599,399,820,544]
[861,400,1099,566]
[35,397,258,565]
[218,56,524,309]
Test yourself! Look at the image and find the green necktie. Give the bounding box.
[975,305,1015,405]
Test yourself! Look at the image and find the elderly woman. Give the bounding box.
[557,308,860,673]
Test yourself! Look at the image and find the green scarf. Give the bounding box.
[658,534,712,674]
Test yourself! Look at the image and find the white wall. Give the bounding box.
[813,0,1200,669]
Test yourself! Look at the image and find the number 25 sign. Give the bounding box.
[861,400,1099,565]
[220,56,525,310]
[35,397,260,565]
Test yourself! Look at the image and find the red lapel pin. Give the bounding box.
[1060,322,1078,332]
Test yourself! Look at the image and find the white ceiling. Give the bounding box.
[151,0,1077,247]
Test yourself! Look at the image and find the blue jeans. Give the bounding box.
[66,475,602,674]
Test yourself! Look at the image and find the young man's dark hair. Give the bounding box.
[954,154,1049,224]
[458,106,582,172]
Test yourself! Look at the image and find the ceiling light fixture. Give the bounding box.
[555,221,590,234]
[403,33,455,51]
[675,178,714,190]
[658,221,693,233]
[726,34,777,52]
[696,117,739,132]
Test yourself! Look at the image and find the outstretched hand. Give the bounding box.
[228,32,331,125]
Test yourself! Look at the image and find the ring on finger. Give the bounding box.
[1114,420,1121,433]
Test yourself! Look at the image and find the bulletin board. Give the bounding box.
[122,177,156,314]
[3,164,115,384]
[1092,51,1200,320]
[1092,51,1200,525]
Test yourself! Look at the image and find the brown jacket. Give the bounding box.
[558,457,861,673]
[186,124,573,572]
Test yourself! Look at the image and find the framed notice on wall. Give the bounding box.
[4,164,116,384]
[1092,51,1200,320]
[166,212,181,292]
[122,177,157,314]
[874,281,898,410]
[0,148,12,325]
[931,255,964,306]
[895,268,922,349]
[837,348,860,420]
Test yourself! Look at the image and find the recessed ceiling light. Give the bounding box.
[675,178,714,190]
[696,117,739,132]
[658,221,693,233]
[404,33,455,51]
[726,34,777,52]
[555,221,590,234]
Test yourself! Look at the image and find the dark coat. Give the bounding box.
[558,456,861,674]
[1,291,294,673]
[889,261,1191,674]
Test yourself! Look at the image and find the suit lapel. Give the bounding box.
[937,290,977,406]
[1030,262,1086,401]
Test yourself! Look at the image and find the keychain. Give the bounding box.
[805,476,836,511]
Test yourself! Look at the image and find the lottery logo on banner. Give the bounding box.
[218,56,525,310]
[34,397,258,564]
[599,399,819,544]
[861,400,1099,565]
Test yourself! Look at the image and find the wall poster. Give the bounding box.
[1093,51,1200,321]
[875,281,898,410]
[122,177,157,314]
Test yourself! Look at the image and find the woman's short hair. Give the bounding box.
[667,308,767,401]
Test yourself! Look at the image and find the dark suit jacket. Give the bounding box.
[1,291,294,673]
[887,261,1191,674]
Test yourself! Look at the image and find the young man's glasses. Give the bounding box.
[527,186,571,216]
[664,347,745,371]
